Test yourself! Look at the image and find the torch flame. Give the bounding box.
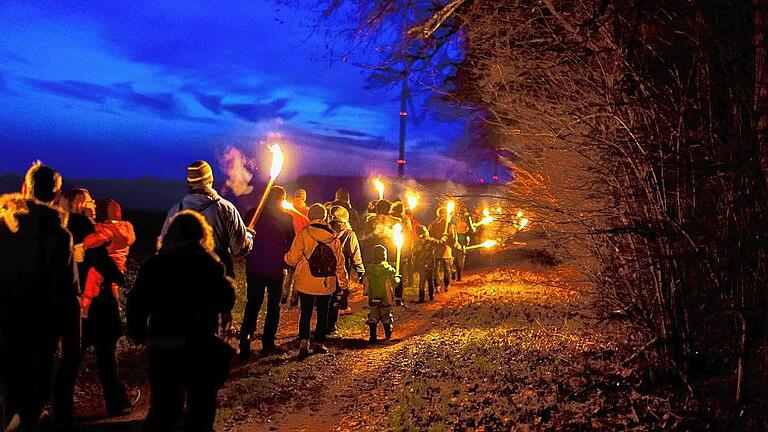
[446,200,456,215]
[373,178,385,200]
[518,217,529,230]
[516,211,523,218]
[393,223,404,248]
[281,200,295,211]
[405,191,420,210]
[268,143,283,179]
[478,207,494,226]
[481,239,498,248]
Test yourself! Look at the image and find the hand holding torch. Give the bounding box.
[281,200,309,220]
[247,143,283,229]
[465,239,498,251]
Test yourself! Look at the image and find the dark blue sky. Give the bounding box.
[0,1,497,183]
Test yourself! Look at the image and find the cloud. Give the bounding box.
[23,78,115,103]
[221,99,296,122]
[334,128,378,139]
[192,93,224,115]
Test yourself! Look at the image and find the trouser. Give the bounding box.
[326,286,346,335]
[240,276,282,347]
[145,347,219,432]
[418,268,435,301]
[52,308,82,425]
[2,333,56,431]
[434,258,452,291]
[453,247,466,281]
[92,340,128,412]
[298,293,331,342]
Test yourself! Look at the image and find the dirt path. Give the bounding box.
[76,266,650,431]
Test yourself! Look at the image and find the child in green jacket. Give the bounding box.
[364,245,401,343]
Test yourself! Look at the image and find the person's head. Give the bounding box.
[330,205,349,223]
[95,198,122,223]
[334,188,351,204]
[373,244,387,262]
[436,207,446,219]
[307,203,327,222]
[294,189,307,204]
[390,201,405,218]
[186,160,214,190]
[160,210,214,253]
[62,189,96,221]
[375,199,391,215]
[268,185,287,205]
[22,162,62,204]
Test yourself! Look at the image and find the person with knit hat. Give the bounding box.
[331,187,361,231]
[289,188,310,234]
[161,160,252,277]
[326,205,365,335]
[284,204,348,359]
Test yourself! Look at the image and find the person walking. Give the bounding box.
[327,206,365,335]
[364,245,400,344]
[80,198,135,416]
[284,204,348,360]
[331,188,360,231]
[239,186,295,360]
[0,163,79,430]
[161,160,252,277]
[128,211,235,432]
[428,207,459,293]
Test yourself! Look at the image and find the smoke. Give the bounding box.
[219,146,255,196]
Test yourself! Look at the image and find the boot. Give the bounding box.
[369,324,378,344]
[298,339,310,360]
[312,343,328,354]
[383,324,392,340]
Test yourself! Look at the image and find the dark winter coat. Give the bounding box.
[127,245,235,346]
[0,196,79,340]
[244,204,295,280]
[359,213,400,264]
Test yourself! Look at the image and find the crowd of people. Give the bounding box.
[0,160,482,431]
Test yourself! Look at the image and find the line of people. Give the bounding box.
[0,159,479,431]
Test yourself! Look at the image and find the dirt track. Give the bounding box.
[74,266,649,431]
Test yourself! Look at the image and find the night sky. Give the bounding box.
[0,1,491,183]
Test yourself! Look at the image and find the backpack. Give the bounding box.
[307,224,337,278]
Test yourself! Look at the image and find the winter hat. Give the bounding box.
[307,203,327,221]
[294,189,307,201]
[373,244,387,262]
[187,160,214,188]
[330,205,349,222]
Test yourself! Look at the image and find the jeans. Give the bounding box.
[92,340,128,412]
[453,247,466,281]
[145,346,219,432]
[240,276,282,347]
[434,258,452,291]
[418,268,435,300]
[298,293,331,342]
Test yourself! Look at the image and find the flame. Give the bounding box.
[268,143,283,179]
[516,211,523,218]
[405,191,420,210]
[480,239,498,248]
[393,222,404,249]
[518,217,529,230]
[478,207,494,226]
[373,178,385,200]
[496,207,503,214]
[446,200,456,216]
[281,200,295,211]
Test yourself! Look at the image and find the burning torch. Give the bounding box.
[247,143,283,229]
[406,191,420,211]
[444,200,456,235]
[477,208,494,226]
[281,200,308,220]
[465,239,498,251]
[373,178,385,201]
[393,223,404,274]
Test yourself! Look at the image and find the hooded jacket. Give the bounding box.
[161,188,252,276]
[330,219,365,279]
[284,222,348,295]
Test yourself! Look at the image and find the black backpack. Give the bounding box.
[307,224,337,278]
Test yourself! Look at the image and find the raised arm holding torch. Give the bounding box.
[247,143,283,229]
